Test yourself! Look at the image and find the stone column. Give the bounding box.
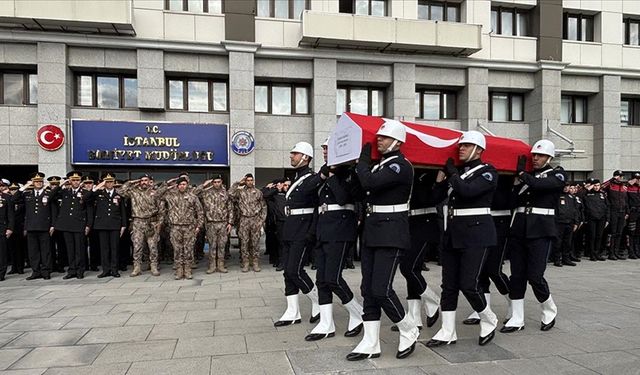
[312,58,337,170]
[526,67,561,145]
[137,49,164,111]
[225,42,259,182]
[592,75,621,179]
[37,42,70,176]
[459,67,488,132]
[389,63,416,121]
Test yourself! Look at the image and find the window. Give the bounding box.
[166,78,227,112]
[564,13,594,41]
[0,72,37,105]
[75,74,137,108]
[165,0,223,13]
[491,7,529,36]
[561,95,587,124]
[624,18,640,46]
[418,1,459,22]
[254,83,309,115]
[415,90,456,120]
[257,0,309,19]
[339,0,387,16]
[336,87,385,116]
[621,98,640,126]
[490,92,524,122]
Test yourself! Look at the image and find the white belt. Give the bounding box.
[318,204,355,214]
[491,210,511,217]
[367,203,409,214]
[285,207,315,216]
[409,207,437,216]
[450,207,491,217]
[515,207,555,216]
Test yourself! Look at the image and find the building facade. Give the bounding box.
[0,0,639,184]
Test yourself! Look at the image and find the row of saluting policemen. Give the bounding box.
[269,119,565,361]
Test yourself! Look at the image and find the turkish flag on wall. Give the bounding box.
[335,113,531,173]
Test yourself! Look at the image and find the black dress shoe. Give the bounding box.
[346,352,380,361]
[310,314,320,324]
[424,339,456,347]
[391,325,422,332]
[311,265,317,270]
[42,274,51,280]
[426,309,440,328]
[597,255,606,261]
[562,259,577,266]
[26,274,41,280]
[90,266,99,271]
[479,330,495,346]
[62,273,76,280]
[0,276,5,281]
[589,256,597,261]
[304,332,335,341]
[275,266,284,271]
[572,256,581,262]
[553,260,563,267]
[608,254,618,261]
[540,319,555,331]
[396,342,416,359]
[346,262,355,269]
[500,325,524,333]
[77,273,84,280]
[112,272,121,278]
[344,323,363,337]
[273,319,301,327]
[463,318,480,325]
[97,272,111,278]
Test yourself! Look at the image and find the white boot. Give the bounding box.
[347,321,381,360]
[540,296,557,331]
[274,294,301,326]
[396,314,419,358]
[306,286,320,322]
[305,304,335,341]
[501,298,524,332]
[343,299,364,334]
[477,305,498,345]
[426,311,457,346]
[421,285,440,319]
[408,299,423,328]
[504,294,513,322]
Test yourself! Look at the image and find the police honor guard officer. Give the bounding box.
[0,180,15,281]
[92,173,127,278]
[426,131,499,348]
[274,142,323,328]
[348,120,419,361]
[22,172,54,280]
[606,170,629,259]
[628,173,640,259]
[501,140,565,333]
[581,178,609,261]
[551,182,580,267]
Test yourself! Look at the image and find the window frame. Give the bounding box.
[353,0,388,17]
[255,0,310,19]
[254,82,310,115]
[491,6,529,36]
[489,92,524,122]
[164,0,224,13]
[624,17,640,46]
[0,71,37,106]
[561,95,588,124]
[415,89,457,120]
[563,13,594,42]
[165,77,229,113]
[417,0,460,22]
[74,73,137,109]
[336,86,386,116]
[621,97,640,126]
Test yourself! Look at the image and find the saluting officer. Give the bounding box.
[21,172,54,280]
[501,140,565,333]
[581,178,609,261]
[47,176,67,273]
[348,120,419,361]
[305,138,364,342]
[426,131,499,348]
[0,180,15,281]
[551,182,579,267]
[605,170,629,259]
[91,173,127,278]
[51,172,94,280]
[274,142,323,327]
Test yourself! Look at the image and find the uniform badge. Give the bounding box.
[482,172,493,182]
[555,173,565,182]
[76,192,82,198]
[388,163,401,174]
[560,199,565,205]
[113,197,120,206]
[42,196,48,205]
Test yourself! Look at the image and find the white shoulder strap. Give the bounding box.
[286,173,312,200]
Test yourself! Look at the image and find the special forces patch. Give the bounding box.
[482,172,493,181]
[555,173,565,182]
[388,163,401,174]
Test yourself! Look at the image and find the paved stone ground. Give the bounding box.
[0,250,638,375]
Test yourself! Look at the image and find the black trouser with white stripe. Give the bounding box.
[283,240,314,296]
[360,246,405,323]
[315,241,354,305]
[508,237,552,302]
[399,240,429,300]
[478,218,510,295]
[440,239,489,312]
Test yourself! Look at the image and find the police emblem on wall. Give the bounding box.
[231,130,256,156]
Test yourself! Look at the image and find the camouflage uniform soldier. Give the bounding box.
[161,177,204,280]
[118,174,165,277]
[195,175,234,274]
[230,173,267,272]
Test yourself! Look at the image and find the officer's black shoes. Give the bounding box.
[112,272,121,278]
[26,273,41,280]
[304,332,335,341]
[90,266,99,271]
[540,319,555,331]
[273,319,301,327]
[62,273,76,280]
[346,261,355,269]
[589,256,597,261]
[479,330,495,346]
[345,323,363,337]
[463,318,480,325]
[499,325,524,333]
[346,352,380,361]
[426,309,440,328]
[629,253,638,260]
[424,339,456,347]
[597,256,606,261]
[570,255,581,262]
[42,273,51,280]
[608,254,618,261]
[553,260,563,267]
[310,314,320,324]
[0,275,5,281]
[396,342,416,359]
[77,273,84,280]
[97,272,111,278]
[562,260,577,266]
[390,325,422,332]
[275,265,284,272]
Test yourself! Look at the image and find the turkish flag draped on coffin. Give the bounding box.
[328,113,532,173]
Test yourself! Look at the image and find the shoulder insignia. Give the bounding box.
[555,173,565,182]
[388,163,401,174]
[482,172,493,182]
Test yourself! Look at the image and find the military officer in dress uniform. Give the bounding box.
[0,179,15,281]
[627,172,640,259]
[551,182,580,267]
[426,131,499,348]
[47,176,67,273]
[82,175,101,271]
[21,172,53,280]
[348,120,419,361]
[274,142,323,328]
[7,182,25,275]
[91,173,127,278]
[304,138,364,342]
[501,140,565,333]
[581,178,609,261]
